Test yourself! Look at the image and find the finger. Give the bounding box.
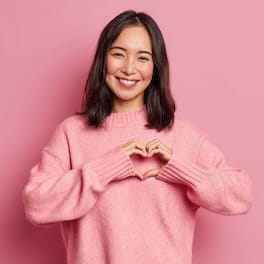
[125,144,147,156]
[142,168,161,180]
[134,168,144,180]
[146,143,160,157]
[122,139,147,156]
[146,138,160,145]
[133,141,147,156]
[146,139,170,152]
[146,139,166,154]
[148,147,172,162]
[150,140,171,160]
[146,141,172,161]
[129,148,147,157]
[145,139,159,151]
[126,138,146,147]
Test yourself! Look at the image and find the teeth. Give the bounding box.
[119,79,137,85]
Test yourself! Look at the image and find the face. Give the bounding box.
[105,26,154,112]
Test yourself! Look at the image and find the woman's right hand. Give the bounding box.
[122,138,148,180]
[122,138,147,156]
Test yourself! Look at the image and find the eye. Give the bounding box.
[138,56,150,62]
[111,52,124,58]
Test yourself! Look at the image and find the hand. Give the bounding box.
[146,139,172,162]
[122,138,173,180]
[122,138,148,157]
[122,138,147,180]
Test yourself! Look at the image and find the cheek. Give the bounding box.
[106,57,121,75]
[141,64,154,81]
[105,61,115,76]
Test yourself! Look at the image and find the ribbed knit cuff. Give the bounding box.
[83,146,135,187]
[156,153,206,189]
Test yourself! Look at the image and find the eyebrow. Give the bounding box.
[110,46,152,56]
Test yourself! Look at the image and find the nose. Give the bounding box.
[121,57,136,75]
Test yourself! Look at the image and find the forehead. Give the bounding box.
[111,26,152,51]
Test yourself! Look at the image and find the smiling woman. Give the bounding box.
[80,10,175,130]
[23,10,252,264]
[105,26,154,112]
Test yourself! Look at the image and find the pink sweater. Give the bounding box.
[23,107,252,264]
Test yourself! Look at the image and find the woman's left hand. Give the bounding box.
[146,139,173,162]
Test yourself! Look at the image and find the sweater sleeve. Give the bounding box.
[155,137,252,215]
[23,123,134,225]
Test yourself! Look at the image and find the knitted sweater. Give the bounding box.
[23,106,252,264]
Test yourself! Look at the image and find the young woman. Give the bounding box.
[23,10,252,264]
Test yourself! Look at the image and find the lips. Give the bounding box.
[119,79,137,85]
[117,77,139,88]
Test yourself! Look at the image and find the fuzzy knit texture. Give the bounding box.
[23,106,252,264]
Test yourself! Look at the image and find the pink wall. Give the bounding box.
[0,0,263,263]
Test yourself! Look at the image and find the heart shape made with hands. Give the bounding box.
[129,148,169,180]
[130,152,164,180]
[122,138,172,180]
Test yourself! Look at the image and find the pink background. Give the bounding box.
[0,0,263,263]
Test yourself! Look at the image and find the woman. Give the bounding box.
[23,10,252,264]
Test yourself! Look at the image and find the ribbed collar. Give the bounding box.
[104,105,148,127]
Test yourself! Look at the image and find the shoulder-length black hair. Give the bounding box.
[78,10,176,131]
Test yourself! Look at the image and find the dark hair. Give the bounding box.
[78,10,176,131]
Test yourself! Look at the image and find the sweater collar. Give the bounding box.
[104,105,148,127]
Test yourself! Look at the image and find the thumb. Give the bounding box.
[134,168,144,180]
[142,168,161,180]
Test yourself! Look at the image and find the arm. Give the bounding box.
[156,137,252,215]
[23,124,134,225]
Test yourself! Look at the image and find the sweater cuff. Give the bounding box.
[83,146,135,187]
[156,153,206,189]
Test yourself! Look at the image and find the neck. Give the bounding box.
[112,99,144,113]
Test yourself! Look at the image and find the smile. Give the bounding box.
[118,78,138,85]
